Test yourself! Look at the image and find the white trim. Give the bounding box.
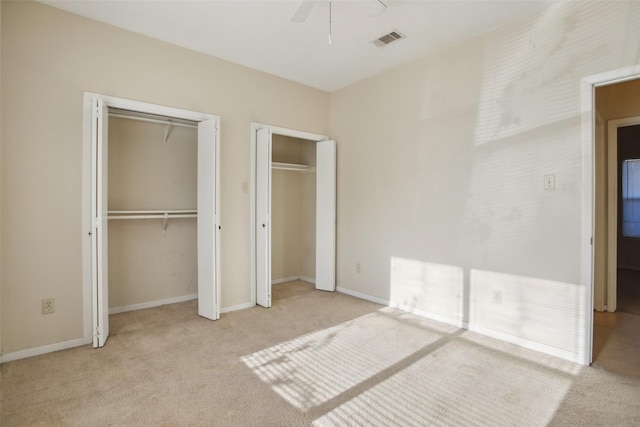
[250,122,329,307]
[581,65,640,365]
[1,337,92,364]
[336,286,389,306]
[271,276,317,285]
[272,276,300,285]
[109,294,197,315]
[338,286,466,327]
[221,302,254,313]
[467,325,583,364]
[85,92,216,122]
[337,286,582,364]
[263,124,328,142]
[299,276,316,285]
[390,302,467,329]
[83,92,220,344]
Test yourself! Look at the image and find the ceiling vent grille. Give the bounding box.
[372,30,406,48]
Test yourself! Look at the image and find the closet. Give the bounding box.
[86,94,220,348]
[253,124,336,308]
[271,135,317,285]
[108,110,198,314]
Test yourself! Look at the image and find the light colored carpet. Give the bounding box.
[2,281,639,426]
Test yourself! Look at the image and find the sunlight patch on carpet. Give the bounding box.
[241,310,444,410]
[313,339,572,427]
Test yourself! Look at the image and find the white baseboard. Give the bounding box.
[109,294,197,314]
[1,337,92,364]
[272,276,299,285]
[336,285,583,365]
[467,324,583,364]
[337,286,388,305]
[389,301,467,329]
[221,302,254,313]
[272,276,316,285]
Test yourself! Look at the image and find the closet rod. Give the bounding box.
[109,113,197,129]
[108,210,197,215]
[107,214,197,220]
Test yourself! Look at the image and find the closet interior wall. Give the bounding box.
[271,135,316,284]
[108,116,198,311]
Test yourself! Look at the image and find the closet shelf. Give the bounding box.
[108,210,197,235]
[272,162,316,172]
[108,210,197,217]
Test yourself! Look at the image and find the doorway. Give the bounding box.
[608,119,640,313]
[83,93,221,348]
[590,77,640,375]
[250,123,336,308]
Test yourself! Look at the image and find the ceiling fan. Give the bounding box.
[290,0,389,23]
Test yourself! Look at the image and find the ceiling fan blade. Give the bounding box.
[291,0,318,23]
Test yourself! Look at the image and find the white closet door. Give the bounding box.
[256,128,272,307]
[92,98,110,347]
[197,118,220,320]
[316,140,336,292]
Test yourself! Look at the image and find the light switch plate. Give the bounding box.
[544,174,555,190]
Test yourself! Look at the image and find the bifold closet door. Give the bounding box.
[315,140,336,292]
[198,118,221,320]
[256,128,272,308]
[91,98,110,348]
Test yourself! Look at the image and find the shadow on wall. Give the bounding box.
[474,2,638,146]
[389,256,585,360]
[459,1,640,281]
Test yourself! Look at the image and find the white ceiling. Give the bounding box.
[40,0,552,92]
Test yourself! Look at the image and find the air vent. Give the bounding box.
[372,30,406,48]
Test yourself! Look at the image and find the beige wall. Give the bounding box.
[272,169,302,280]
[0,1,328,353]
[299,171,316,280]
[330,1,640,361]
[271,135,316,282]
[108,118,198,309]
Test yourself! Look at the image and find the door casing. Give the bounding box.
[249,123,334,307]
[82,92,221,346]
[582,65,640,365]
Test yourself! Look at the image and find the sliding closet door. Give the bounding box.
[92,98,110,347]
[256,128,272,307]
[316,140,336,292]
[197,118,221,320]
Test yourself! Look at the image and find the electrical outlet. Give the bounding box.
[491,290,502,305]
[356,263,361,273]
[42,298,55,315]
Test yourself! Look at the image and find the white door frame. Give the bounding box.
[581,65,640,365]
[249,123,330,306]
[82,92,221,345]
